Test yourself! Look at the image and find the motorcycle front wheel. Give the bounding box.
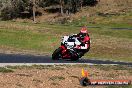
[52,47,62,60]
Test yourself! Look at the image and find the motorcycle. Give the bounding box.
[52,35,90,61]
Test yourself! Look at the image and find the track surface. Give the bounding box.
[0,53,132,65]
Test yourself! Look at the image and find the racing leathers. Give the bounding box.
[66,34,90,58]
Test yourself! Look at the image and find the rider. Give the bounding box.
[68,26,90,58]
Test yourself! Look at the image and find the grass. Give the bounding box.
[49,76,65,81]
[0,20,132,62]
[6,65,65,70]
[93,65,132,71]
[0,28,57,52]
[6,64,132,71]
[0,67,14,73]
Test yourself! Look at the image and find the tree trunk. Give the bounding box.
[67,0,72,15]
[33,0,36,23]
[60,0,64,16]
[80,0,83,10]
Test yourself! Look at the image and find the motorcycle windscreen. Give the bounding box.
[66,42,75,49]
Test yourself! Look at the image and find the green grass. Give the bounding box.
[0,67,14,73]
[0,20,132,62]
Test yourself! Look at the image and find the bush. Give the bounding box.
[0,0,32,20]
[1,6,18,20]
[83,0,98,6]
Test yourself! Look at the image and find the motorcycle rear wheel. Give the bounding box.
[52,47,62,60]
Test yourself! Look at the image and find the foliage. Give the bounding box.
[0,0,32,20]
[83,0,98,6]
[0,0,98,20]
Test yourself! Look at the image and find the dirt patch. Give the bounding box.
[0,65,131,88]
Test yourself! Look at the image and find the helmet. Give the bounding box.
[79,27,88,39]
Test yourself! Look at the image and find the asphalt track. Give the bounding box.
[0,53,132,65]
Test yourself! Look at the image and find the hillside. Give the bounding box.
[34,0,132,24]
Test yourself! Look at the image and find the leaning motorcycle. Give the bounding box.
[52,36,90,61]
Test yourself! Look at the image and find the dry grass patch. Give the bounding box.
[85,34,132,61]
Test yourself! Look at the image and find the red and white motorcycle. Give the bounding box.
[52,35,90,61]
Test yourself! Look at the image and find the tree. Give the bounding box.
[0,0,23,20]
[60,0,64,15]
[32,0,36,23]
[0,0,98,20]
[66,0,72,15]
[83,0,98,6]
[80,0,83,10]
